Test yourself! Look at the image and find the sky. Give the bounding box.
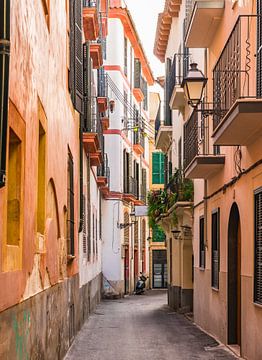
[125,0,165,79]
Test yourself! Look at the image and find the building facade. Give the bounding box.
[155,0,262,358]
[0,0,109,358]
[101,0,154,297]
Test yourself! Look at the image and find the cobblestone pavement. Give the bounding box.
[65,290,238,360]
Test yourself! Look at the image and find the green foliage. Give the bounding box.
[147,168,194,228]
[152,223,166,242]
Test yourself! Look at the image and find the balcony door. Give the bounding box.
[153,250,167,288]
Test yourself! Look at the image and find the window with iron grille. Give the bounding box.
[0,0,10,188]
[254,188,262,304]
[199,216,205,268]
[134,58,141,88]
[69,0,83,113]
[67,150,75,255]
[211,209,220,289]
[257,0,262,97]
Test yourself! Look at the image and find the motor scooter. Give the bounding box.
[135,273,148,295]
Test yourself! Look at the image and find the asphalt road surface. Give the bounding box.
[65,290,238,360]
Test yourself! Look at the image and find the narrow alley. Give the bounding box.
[65,291,236,360]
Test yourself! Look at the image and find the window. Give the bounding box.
[37,120,46,235]
[199,216,205,268]
[254,188,262,304]
[211,209,220,289]
[83,194,87,256]
[134,58,141,88]
[152,152,164,184]
[67,150,75,255]
[69,0,83,113]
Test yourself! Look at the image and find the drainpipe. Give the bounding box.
[0,0,10,188]
[78,116,84,233]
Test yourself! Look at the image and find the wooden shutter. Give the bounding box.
[134,58,141,88]
[165,58,172,126]
[67,151,75,255]
[0,0,10,188]
[83,42,92,131]
[211,209,220,288]
[124,212,129,244]
[69,0,83,113]
[83,194,87,255]
[254,188,262,304]
[257,0,262,97]
[152,152,165,185]
[199,216,205,268]
[128,152,132,193]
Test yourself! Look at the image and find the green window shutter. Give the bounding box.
[152,152,165,184]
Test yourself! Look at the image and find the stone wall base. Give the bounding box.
[0,273,102,360]
[168,284,193,313]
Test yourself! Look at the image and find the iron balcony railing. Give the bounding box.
[98,67,108,98]
[134,130,145,149]
[124,176,138,198]
[184,108,216,170]
[83,96,104,148]
[97,153,110,184]
[213,15,260,130]
[140,182,147,203]
[168,53,190,93]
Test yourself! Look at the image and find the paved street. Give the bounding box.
[65,291,237,360]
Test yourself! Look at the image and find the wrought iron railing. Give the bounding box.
[140,182,147,203]
[83,96,104,148]
[184,109,212,170]
[213,15,259,129]
[124,176,138,198]
[83,0,99,10]
[97,153,110,184]
[98,67,108,98]
[168,53,190,94]
[134,130,145,149]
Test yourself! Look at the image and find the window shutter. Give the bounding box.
[134,58,141,88]
[128,152,132,193]
[67,151,75,256]
[69,0,83,113]
[211,208,220,289]
[199,216,205,268]
[152,152,160,184]
[165,58,172,126]
[255,189,262,304]
[83,42,92,131]
[257,0,262,97]
[0,0,10,188]
[83,194,87,255]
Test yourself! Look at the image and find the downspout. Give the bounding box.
[78,115,84,233]
[0,0,10,188]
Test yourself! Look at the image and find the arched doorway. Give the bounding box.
[228,203,241,347]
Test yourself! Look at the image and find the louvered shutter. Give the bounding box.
[83,42,92,131]
[128,152,132,193]
[152,152,160,184]
[83,194,87,255]
[69,0,83,113]
[255,189,262,304]
[165,58,172,126]
[199,216,205,268]
[134,58,141,88]
[0,0,10,188]
[257,0,262,97]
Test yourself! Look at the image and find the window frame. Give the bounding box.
[254,187,262,304]
[211,208,220,289]
[199,216,205,269]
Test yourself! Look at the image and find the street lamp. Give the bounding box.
[182,63,207,108]
[117,211,137,229]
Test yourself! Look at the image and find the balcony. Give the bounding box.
[212,15,262,146]
[133,130,145,155]
[185,0,225,48]
[83,97,103,167]
[97,153,110,195]
[184,111,225,179]
[123,176,138,203]
[97,67,108,112]
[83,0,100,41]
[101,116,109,130]
[169,53,190,110]
[155,123,172,153]
[133,59,145,102]
[90,42,103,69]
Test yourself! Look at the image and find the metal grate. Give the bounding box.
[254,189,262,304]
[83,194,87,255]
[257,0,262,96]
[211,209,220,289]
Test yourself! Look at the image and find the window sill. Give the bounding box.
[67,254,76,263]
[199,267,205,271]
[253,301,262,309]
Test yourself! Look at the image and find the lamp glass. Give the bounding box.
[182,63,207,108]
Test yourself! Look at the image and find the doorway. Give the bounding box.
[153,250,167,288]
[227,203,241,347]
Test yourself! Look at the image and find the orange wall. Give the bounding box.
[0,0,79,312]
